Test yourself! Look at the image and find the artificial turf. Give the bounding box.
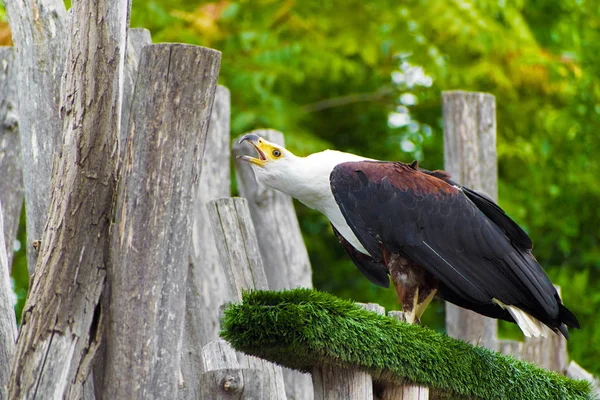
[220,288,593,400]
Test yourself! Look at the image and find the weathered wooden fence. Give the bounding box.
[0,0,598,398]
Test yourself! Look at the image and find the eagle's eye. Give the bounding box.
[272,149,282,158]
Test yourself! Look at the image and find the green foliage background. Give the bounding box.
[4,0,599,376]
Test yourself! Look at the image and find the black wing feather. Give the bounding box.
[330,161,579,331]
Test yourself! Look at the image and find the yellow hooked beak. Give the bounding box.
[237,134,283,167]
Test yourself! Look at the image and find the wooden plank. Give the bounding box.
[0,47,23,270]
[0,200,17,400]
[203,340,241,371]
[384,311,429,400]
[207,197,287,400]
[4,0,68,274]
[179,86,231,400]
[7,1,130,398]
[497,340,524,359]
[233,129,313,400]
[103,43,221,400]
[443,90,498,351]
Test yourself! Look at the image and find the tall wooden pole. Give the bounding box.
[8,0,131,397]
[443,90,498,351]
[103,44,220,399]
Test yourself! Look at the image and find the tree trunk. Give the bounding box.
[0,200,17,400]
[103,43,220,400]
[3,0,67,275]
[91,27,152,399]
[179,85,232,400]
[8,0,130,398]
[0,46,22,269]
[443,90,498,351]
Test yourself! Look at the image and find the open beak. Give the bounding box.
[237,133,267,167]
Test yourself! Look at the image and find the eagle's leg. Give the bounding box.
[386,253,438,324]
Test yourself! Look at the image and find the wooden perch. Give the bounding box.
[443,90,498,351]
[103,43,221,399]
[0,47,22,270]
[7,0,130,398]
[207,197,287,400]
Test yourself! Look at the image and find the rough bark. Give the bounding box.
[0,46,22,269]
[443,90,498,351]
[7,1,130,398]
[0,200,18,400]
[233,129,314,400]
[312,365,372,400]
[200,339,268,399]
[103,43,221,400]
[179,85,231,400]
[207,197,288,399]
[92,27,152,400]
[4,0,67,274]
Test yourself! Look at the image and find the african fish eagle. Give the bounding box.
[237,133,579,338]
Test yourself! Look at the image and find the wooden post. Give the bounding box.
[0,47,23,269]
[311,303,376,400]
[179,85,232,400]
[443,90,498,351]
[4,0,68,274]
[313,365,372,400]
[233,129,314,400]
[384,311,429,400]
[207,197,288,399]
[0,200,17,400]
[8,0,130,398]
[521,286,568,372]
[91,27,153,398]
[103,43,221,400]
[201,340,266,400]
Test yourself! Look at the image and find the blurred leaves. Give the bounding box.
[129,0,600,373]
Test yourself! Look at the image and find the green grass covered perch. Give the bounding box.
[221,288,592,400]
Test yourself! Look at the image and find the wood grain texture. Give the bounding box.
[91,28,153,399]
[0,47,22,270]
[0,200,17,400]
[442,90,498,351]
[207,197,287,399]
[200,369,265,400]
[103,43,221,400]
[233,129,313,399]
[8,1,130,398]
[4,0,68,274]
[312,365,372,400]
[203,340,240,371]
[179,86,231,400]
